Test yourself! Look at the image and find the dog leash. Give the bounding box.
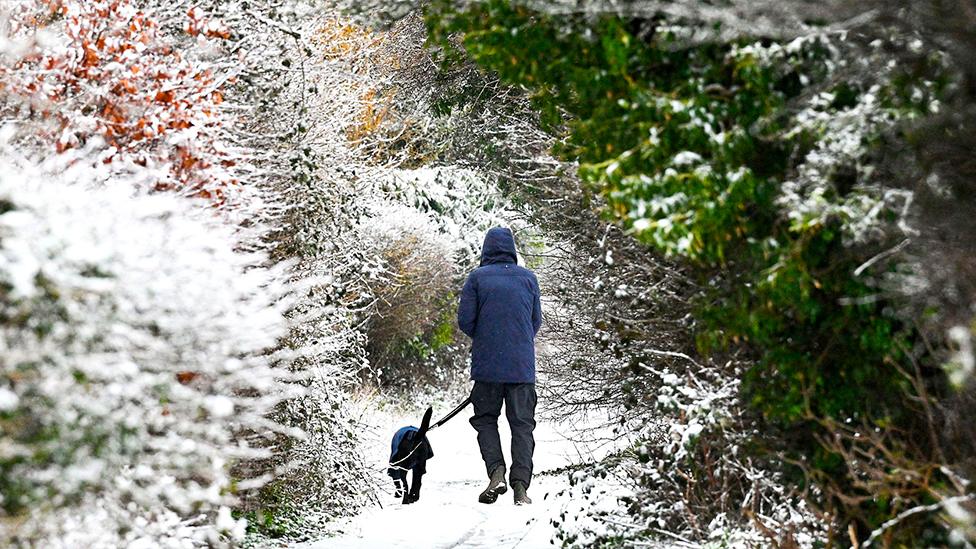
[427,396,471,432]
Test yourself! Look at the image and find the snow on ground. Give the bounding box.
[293,386,621,549]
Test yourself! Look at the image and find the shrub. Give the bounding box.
[0,150,291,546]
[363,213,461,389]
[1,0,240,203]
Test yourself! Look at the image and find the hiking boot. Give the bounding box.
[478,465,507,504]
[513,481,532,505]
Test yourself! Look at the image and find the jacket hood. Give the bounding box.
[480,227,517,266]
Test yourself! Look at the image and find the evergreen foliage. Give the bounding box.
[426,1,968,543]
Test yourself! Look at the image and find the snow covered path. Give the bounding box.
[293,392,614,549]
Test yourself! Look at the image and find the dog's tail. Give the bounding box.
[416,406,433,440]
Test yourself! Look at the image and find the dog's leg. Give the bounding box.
[405,462,424,504]
[401,478,412,504]
[400,469,412,504]
[392,470,407,499]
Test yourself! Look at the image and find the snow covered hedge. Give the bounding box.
[0,150,293,546]
[426,1,974,545]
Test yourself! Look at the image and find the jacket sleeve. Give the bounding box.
[457,273,478,338]
[531,275,542,336]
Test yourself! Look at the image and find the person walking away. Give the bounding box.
[457,227,542,505]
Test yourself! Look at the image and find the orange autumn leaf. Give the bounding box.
[3,0,239,205]
[176,371,199,385]
[154,89,174,103]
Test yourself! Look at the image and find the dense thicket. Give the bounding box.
[425,1,975,545]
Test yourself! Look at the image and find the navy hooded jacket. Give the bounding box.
[457,227,542,383]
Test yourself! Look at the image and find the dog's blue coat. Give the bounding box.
[457,227,542,383]
[387,426,434,478]
[390,426,417,458]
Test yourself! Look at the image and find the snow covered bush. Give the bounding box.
[236,183,378,541]
[552,359,823,548]
[376,168,516,261]
[0,0,244,204]
[360,206,458,385]
[0,149,293,547]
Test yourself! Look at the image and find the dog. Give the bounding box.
[387,407,434,504]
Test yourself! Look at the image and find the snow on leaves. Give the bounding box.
[1,0,240,204]
[0,149,293,546]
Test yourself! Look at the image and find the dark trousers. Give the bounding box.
[469,381,537,488]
